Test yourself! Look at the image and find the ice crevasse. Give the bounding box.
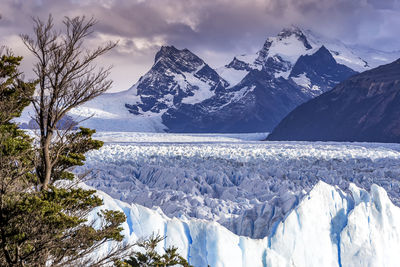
[92,181,400,267]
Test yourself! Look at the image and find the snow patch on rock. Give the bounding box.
[216,66,249,88]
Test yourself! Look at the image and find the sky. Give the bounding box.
[1,0,399,92]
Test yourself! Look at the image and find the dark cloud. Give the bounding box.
[367,0,398,9]
[0,0,399,92]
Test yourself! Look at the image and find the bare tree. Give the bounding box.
[21,15,117,190]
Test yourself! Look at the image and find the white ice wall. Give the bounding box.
[91,181,400,267]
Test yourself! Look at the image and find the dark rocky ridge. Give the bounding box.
[267,58,400,142]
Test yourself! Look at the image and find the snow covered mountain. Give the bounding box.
[60,26,400,132]
[125,46,227,114]
[219,26,363,80]
[93,181,400,267]
[63,46,227,132]
[214,25,376,98]
[163,39,357,132]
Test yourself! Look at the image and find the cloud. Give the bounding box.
[0,0,399,92]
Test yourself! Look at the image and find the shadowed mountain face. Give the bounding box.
[162,71,308,133]
[267,59,400,143]
[289,46,358,96]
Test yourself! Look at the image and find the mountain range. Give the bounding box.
[18,26,400,133]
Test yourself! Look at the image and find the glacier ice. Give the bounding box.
[76,133,400,239]
[90,181,400,267]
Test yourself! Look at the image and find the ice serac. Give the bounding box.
[267,182,352,267]
[267,58,400,142]
[92,182,400,267]
[340,184,400,267]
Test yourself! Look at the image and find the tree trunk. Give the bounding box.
[41,132,52,191]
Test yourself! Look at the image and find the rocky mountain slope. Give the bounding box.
[267,58,400,142]
[125,46,228,115]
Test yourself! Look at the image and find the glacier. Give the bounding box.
[77,132,400,240]
[92,181,400,267]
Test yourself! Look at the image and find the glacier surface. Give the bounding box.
[77,132,400,239]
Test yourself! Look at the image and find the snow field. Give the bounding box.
[92,131,269,143]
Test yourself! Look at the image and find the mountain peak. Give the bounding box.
[153,45,205,74]
[313,45,335,62]
[155,46,202,64]
[277,25,312,50]
[254,25,313,67]
[155,45,177,62]
[278,25,304,36]
[159,45,178,53]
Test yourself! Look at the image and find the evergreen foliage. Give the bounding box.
[0,51,36,266]
[115,234,193,267]
[0,19,130,266]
